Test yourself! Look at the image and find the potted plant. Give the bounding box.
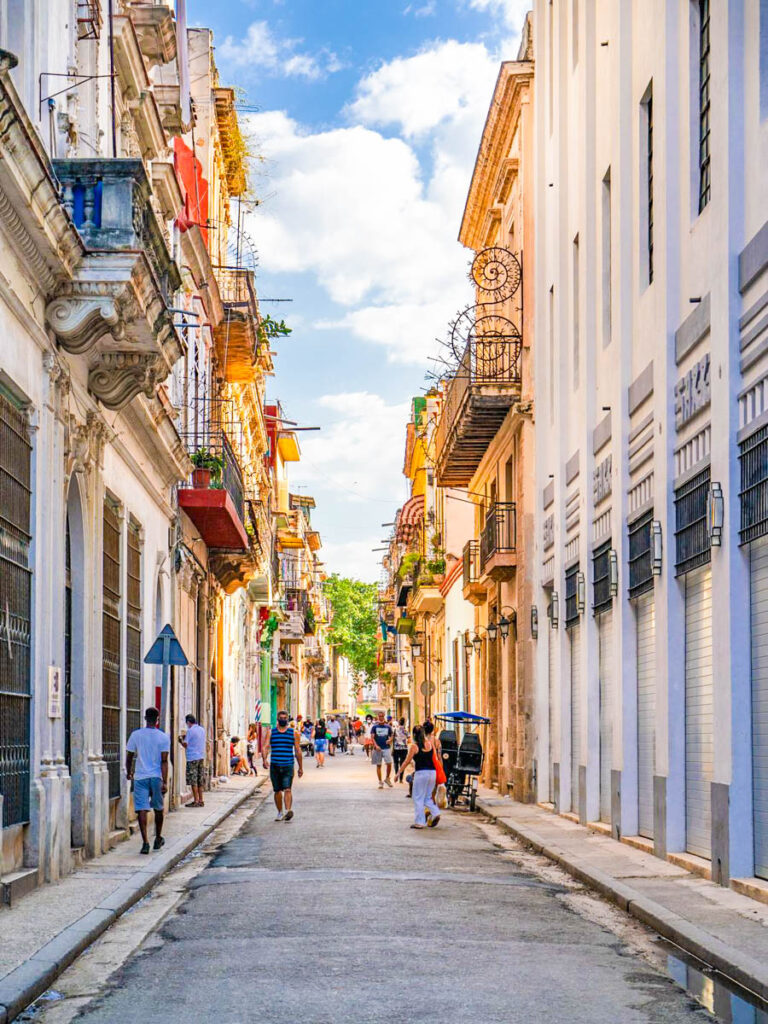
[190,448,223,488]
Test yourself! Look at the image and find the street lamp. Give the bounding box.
[491,605,517,642]
[411,630,424,658]
[486,619,498,642]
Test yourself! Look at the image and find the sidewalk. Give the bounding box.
[477,788,768,1002]
[0,775,265,1024]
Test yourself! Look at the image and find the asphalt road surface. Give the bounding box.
[44,750,713,1024]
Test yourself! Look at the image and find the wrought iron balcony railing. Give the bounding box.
[479,502,517,572]
[462,540,480,588]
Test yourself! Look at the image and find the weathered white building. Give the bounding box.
[533,0,768,889]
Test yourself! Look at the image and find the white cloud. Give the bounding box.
[246,38,507,365]
[467,0,530,33]
[403,1,437,16]
[217,21,341,80]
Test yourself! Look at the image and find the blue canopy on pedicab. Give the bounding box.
[434,711,491,724]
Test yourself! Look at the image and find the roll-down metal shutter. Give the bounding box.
[685,567,713,859]
[548,631,556,803]
[636,594,656,839]
[570,623,582,815]
[598,610,613,824]
[751,536,768,880]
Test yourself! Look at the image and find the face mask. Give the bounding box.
[278,719,288,727]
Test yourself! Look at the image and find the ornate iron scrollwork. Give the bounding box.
[471,247,522,302]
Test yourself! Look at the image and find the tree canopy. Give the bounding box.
[325,575,378,684]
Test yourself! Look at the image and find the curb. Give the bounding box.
[477,798,768,1004]
[0,778,267,1024]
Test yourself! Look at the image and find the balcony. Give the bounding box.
[213,268,262,383]
[380,642,399,674]
[462,540,487,605]
[479,502,517,581]
[47,159,182,409]
[304,638,325,667]
[280,611,306,646]
[178,430,248,546]
[408,563,444,615]
[125,2,176,67]
[435,334,522,487]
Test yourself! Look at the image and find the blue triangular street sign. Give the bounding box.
[144,623,189,666]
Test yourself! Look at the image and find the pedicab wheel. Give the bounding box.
[469,789,477,812]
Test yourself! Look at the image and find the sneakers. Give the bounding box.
[385,778,393,788]
[284,809,294,822]
[378,781,384,789]
[153,836,165,851]
[275,811,284,821]
[428,814,441,828]
[140,842,150,855]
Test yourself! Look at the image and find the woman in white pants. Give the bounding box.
[396,726,440,829]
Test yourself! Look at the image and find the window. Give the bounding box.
[565,564,580,628]
[572,235,580,388]
[629,511,654,597]
[102,498,122,799]
[126,519,142,741]
[592,540,613,614]
[697,0,711,212]
[674,468,711,575]
[739,424,768,544]
[641,83,654,284]
[601,169,612,346]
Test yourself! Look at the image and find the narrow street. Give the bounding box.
[29,754,712,1024]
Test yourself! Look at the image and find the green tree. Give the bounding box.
[325,575,378,684]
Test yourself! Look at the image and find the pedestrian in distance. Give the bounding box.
[392,717,409,781]
[397,725,441,829]
[126,707,170,854]
[363,714,374,758]
[262,709,303,821]
[178,713,206,807]
[327,715,341,755]
[370,710,394,789]
[246,722,259,776]
[314,717,328,767]
[229,736,249,775]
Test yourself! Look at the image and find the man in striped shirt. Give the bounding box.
[263,710,303,821]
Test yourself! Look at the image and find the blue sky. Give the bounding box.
[189,0,528,581]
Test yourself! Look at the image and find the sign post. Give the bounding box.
[144,624,188,732]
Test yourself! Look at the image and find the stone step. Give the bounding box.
[1,867,39,908]
[107,828,130,850]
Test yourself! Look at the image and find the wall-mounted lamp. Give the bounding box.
[531,604,539,639]
[708,482,724,546]
[577,572,586,615]
[463,629,473,651]
[487,619,499,642]
[651,520,663,574]
[549,592,559,629]
[609,549,619,596]
[472,633,483,653]
[410,630,424,658]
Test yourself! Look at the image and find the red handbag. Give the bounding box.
[432,746,447,785]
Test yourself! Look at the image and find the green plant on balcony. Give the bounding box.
[304,605,317,635]
[396,552,420,580]
[257,315,292,346]
[190,448,223,487]
[260,613,279,650]
[426,557,446,577]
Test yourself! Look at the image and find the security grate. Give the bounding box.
[0,392,32,827]
[675,468,711,576]
[628,511,654,598]
[565,564,579,629]
[65,514,72,770]
[697,0,711,212]
[126,520,142,741]
[739,425,768,545]
[592,540,612,615]
[102,499,122,799]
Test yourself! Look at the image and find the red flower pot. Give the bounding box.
[192,468,211,488]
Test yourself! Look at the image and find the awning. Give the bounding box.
[395,493,424,544]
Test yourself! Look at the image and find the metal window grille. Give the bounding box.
[65,514,72,771]
[126,521,142,740]
[462,540,480,587]
[565,564,580,628]
[592,540,613,614]
[0,392,32,827]
[628,510,654,597]
[647,89,654,282]
[739,424,768,545]
[674,468,711,575]
[102,499,122,799]
[698,0,711,212]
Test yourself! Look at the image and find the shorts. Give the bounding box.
[133,777,164,812]
[270,763,294,792]
[314,738,328,753]
[371,746,393,766]
[186,759,205,788]
[230,756,241,769]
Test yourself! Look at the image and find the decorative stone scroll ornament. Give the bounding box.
[65,410,111,477]
[46,295,123,353]
[88,351,165,409]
